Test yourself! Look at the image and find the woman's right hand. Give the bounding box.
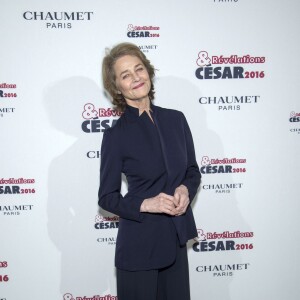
[140,193,177,215]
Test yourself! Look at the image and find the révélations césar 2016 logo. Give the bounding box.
[200,156,247,174]
[81,103,121,133]
[195,51,266,80]
[0,177,36,195]
[193,228,254,253]
[289,111,300,122]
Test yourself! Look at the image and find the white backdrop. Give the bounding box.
[1,0,300,299]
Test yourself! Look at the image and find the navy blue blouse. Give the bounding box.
[98,103,201,271]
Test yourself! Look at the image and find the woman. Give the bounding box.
[98,42,201,300]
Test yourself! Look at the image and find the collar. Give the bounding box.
[125,102,156,117]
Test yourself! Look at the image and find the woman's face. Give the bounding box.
[114,55,151,104]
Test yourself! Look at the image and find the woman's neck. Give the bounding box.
[126,98,151,115]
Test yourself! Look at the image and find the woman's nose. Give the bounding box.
[133,72,140,81]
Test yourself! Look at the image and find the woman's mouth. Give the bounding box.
[133,83,144,89]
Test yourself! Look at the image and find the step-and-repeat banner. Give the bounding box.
[1,0,299,299]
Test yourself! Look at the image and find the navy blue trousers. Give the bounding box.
[116,242,191,300]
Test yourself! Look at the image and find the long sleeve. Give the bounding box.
[97,105,199,269]
[180,113,201,202]
[98,128,144,222]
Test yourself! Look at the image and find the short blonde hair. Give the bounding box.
[102,42,155,112]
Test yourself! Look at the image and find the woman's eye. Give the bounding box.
[122,74,129,79]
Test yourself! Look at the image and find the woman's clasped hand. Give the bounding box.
[140,184,190,216]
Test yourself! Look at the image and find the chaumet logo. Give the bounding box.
[23,11,94,29]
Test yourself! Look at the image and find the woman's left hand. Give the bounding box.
[174,185,190,216]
